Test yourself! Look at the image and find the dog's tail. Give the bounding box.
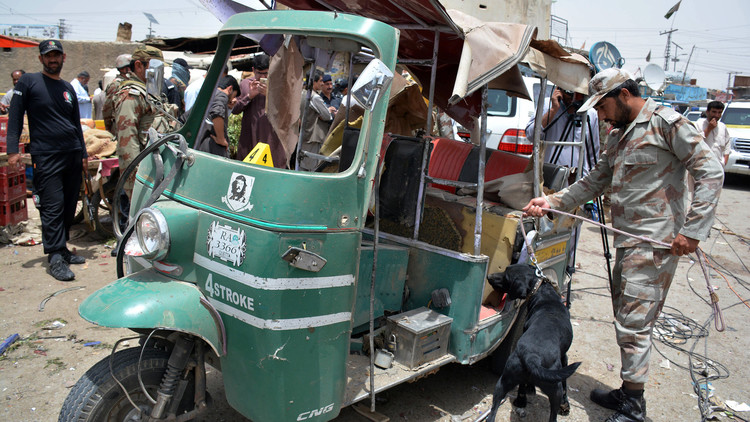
[523,354,581,382]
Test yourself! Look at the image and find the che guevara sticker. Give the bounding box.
[206,221,247,267]
[221,172,254,213]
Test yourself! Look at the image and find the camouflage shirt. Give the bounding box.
[102,73,129,133]
[546,98,724,248]
[113,72,158,192]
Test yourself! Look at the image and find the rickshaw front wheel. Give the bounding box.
[59,346,195,422]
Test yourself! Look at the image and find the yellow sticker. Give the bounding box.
[243,142,274,167]
[535,241,567,263]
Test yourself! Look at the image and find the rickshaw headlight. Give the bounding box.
[135,208,170,261]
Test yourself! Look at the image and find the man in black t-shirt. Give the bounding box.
[6,39,88,281]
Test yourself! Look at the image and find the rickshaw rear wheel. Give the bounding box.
[59,346,195,422]
[490,304,528,375]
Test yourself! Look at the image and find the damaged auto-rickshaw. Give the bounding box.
[59,3,594,421]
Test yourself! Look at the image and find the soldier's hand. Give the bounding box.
[670,234,699,256]
[522,197,551,217]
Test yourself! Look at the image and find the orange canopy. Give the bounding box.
[0,35,39,49]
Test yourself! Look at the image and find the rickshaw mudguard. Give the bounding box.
[78,269,223,356]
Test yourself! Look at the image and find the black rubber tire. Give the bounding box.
[58,347,193,422]
[490,304,528,375]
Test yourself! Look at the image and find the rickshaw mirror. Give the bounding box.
[351,59,393,111]
[146,59,165,98]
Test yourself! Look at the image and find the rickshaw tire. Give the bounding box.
[58,346,195,422]
[490,304,528,375]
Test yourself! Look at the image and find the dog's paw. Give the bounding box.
[558,401,571,416]
[512,395,527,408]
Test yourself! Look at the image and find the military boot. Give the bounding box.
[603,393,646,422]
[591,388,646,413]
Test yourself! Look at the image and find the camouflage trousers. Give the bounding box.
[611,246,679,385]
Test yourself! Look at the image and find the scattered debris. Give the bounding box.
[0,333,20,354]
[660,359,671,369]
[83,341,101,347]
[725,400,750,412]
[39,286,85,312]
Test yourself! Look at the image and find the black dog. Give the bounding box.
[486,264,581,422]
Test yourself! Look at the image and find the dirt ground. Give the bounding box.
[1,175,749,422]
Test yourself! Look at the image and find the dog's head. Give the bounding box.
[487,263,538,301]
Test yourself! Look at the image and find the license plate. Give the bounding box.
[535,241,567,263]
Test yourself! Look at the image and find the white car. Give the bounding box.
[721,101,750,176]
[454,76,553,153]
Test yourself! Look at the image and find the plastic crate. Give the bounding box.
[0,115,7,138]
[0,171,26,202]
[0,195,27,226]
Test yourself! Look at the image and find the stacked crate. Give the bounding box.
[0,116,28,226]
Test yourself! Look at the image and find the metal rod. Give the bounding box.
[369,158,382,413]
[531,77,547,198]
[386,0,428,27]
[412,30,440,240]
[474,85,488,256]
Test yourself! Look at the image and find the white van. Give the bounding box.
[721,101,750,176]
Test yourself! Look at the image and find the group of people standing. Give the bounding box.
[4,39,179,281]
[198,52,351,172]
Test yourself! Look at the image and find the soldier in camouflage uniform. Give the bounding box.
[102,54,131,133]
[523,68,723,422]
[112,46,164,197]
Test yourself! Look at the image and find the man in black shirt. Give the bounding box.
[6,39,88,281]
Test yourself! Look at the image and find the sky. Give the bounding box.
[551,0,750,91]
[1,0,747,91]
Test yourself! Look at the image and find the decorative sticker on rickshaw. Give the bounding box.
[206,221,247,267]
[221,172,255,212]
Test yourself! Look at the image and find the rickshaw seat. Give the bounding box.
[428,137,530,193]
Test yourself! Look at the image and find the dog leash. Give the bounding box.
[520,207,725,332]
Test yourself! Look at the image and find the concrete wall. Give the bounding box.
[0,40,142,93]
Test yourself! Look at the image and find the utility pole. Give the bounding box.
[671,42,682,72]
[681,45,695,84]
[660,28,678,71]
[58,19,67,39]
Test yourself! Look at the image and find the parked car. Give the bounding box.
[684,110,703,122]
[454,76,553,154]
[721,101,750,176]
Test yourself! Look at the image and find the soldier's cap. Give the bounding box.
[577,68,634,113]
[39,39,64,55]
[115,54,132,69]
[131,45,164,62]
